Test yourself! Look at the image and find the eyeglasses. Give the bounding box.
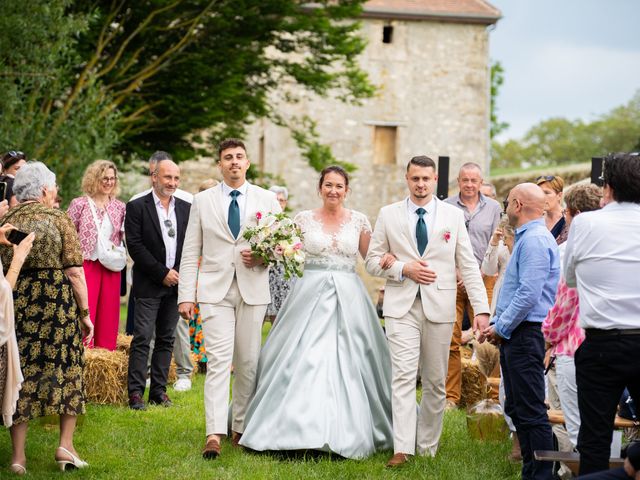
[535,175,556,183]
[164,219,176,238]
[464,219,470,230]
[101,176,117,183]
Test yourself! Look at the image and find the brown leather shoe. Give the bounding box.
[231,431,242,448]
[386,452,412,467]
[202,436,221,460]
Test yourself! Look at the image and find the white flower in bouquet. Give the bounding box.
[243,211,305,279]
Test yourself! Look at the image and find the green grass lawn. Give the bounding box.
[0,370,520,479]
[3,317,520,479]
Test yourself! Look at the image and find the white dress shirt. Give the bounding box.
[221,181,249,226]
[406,196,437,248]
[564,202,640,330]
[152,190,178,269]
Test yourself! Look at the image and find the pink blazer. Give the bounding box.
[67,196,126,260]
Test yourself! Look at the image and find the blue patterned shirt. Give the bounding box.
[492,218,559,340]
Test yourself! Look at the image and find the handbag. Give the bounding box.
[87,197,127,272]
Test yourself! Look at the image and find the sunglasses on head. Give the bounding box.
[7,150,24,158]
[535,175,556,183]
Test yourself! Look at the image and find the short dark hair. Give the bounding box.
[2,150,27,170]
[318,165,349,190]
[407,156,436,171]
[217,138,246,160]
[603,152,640,204]
[149,151,172,164]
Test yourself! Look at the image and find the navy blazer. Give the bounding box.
[125,192,191,298]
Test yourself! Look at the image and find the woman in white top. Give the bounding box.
[67,161,126,351]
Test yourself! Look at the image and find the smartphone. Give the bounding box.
[0,182,6,202]
[7,229,29,245]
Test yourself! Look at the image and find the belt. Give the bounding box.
[585,328,640,337]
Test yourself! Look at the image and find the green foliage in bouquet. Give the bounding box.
[243,212,305,279]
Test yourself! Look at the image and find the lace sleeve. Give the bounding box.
[353,210,372,235]
[293,210,310,233]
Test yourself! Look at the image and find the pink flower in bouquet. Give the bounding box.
[293,242,303,251]
[256,211,262,220]
[274,244,284,255]
[443,229,451,243]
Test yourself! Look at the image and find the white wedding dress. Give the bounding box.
[239,209,393,459]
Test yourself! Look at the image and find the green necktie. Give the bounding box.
[228,190,241,238]
[416,207,428,255]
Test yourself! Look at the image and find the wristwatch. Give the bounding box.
[79,307,90,318]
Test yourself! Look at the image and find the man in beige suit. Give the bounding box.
[365,156,490,467]
[178,138,281,459]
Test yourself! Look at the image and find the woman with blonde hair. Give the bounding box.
[535,175,568,243]
[67,160,126,351]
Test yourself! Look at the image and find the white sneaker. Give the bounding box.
[174,378,192,392]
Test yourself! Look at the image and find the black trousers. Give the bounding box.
[127,293,179,399]
[501,322,554,480]
[578,467,633,480]
[575,333,640,476]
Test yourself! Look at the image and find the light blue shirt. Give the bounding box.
[492,218,559,340]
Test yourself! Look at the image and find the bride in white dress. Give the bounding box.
[239,166,393,459]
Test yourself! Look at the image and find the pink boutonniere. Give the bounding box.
[443,229,451,243]
[256,211,262,221]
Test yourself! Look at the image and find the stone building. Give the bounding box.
[244,0,501,218]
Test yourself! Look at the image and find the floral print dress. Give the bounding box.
[0,202,86,424]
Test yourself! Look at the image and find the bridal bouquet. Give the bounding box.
[243,212,305,279]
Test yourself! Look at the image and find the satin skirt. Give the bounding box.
[239,264,393,459]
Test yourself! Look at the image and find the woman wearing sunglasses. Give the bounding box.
[67,160,126,351]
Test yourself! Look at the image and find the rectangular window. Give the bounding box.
[373,126,397,165]
[383,25,393,44]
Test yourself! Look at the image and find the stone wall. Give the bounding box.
[242,18,492,221]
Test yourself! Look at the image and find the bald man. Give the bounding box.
[484,183,559,480]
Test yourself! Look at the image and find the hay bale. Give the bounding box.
[461,345,473,360]
[167,353,199,383]
[473,340,500,379]
[84,348,128,405]
[460,357,487,408]
[116,334,132,355]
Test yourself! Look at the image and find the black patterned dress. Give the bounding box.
[0,202,86,424]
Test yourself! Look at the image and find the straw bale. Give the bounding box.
[116,334,132,355]
[167,353,199,383]
[473,340,500,379]
[460,357,487,408]
[84,348,128,405]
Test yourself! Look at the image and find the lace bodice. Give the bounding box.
[294,209,371,270]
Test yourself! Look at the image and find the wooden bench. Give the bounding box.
[547,409,637,429]
[534,450,625,477]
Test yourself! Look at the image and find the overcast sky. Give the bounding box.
[488,0,640,141]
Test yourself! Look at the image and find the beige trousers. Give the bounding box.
[200,279,267,436]
[385,295,454,455]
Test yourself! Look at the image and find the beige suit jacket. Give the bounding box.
[178,183,281,306]
[365,197,489,321]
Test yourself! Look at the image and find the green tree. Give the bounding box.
[68,0,373,165]
[0,0,120,201]
[491,90,640,171]
[489,60,509,139]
